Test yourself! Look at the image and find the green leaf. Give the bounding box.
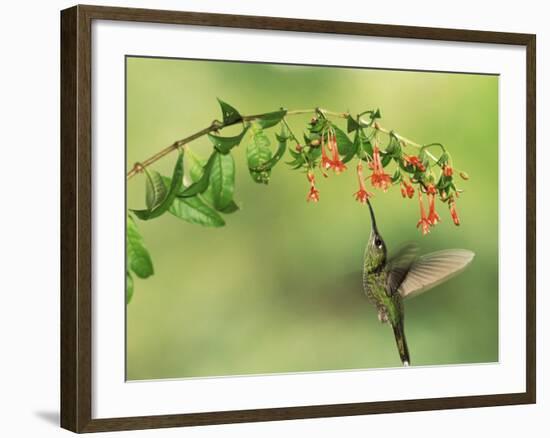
[250,125,288,172]
[126,271,134,304]
[218,200,240,214]
[419,149,430,169]
[126,214,154,279]
[385,134,402,159]
[217,98,242,124]
[437,152,449,166]
[332,125,353,156]
[183,150,214,204]
[256,109,287,129]
[208,125,249,154]
[436,174,453,190]
[247,126,272,184]
[186,149,207,183]
[342,130,360,163]
[178,152,216,198]
[210,152,235,209]
[169,195,225,227]
[381,152,393,167]
[346,115,361,133]
[286,154,305,169]
[132,150,184,220]
[391,169,402,183]
[305,146,321,165]
[361,138,374,158]
[308,118,328,134]
[145,169,167,211]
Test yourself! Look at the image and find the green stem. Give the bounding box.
[127,107,441,180]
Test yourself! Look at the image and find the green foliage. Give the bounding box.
[208,126,249,155]
[331,124,353,157]
[247,124,273,184]
[169,195,225,227]
[217,98,242,124]
[145,169,167,210]
[346,114,361,133]
[127,98,464,304]
[179,152,215,198]
[256,109,287,129]
[133,150,184,220]
[126,271,134,304]
[250,124,289,172]
[210,152,235,210]
[126,214,154,279]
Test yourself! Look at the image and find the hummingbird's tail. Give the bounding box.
[391,322,410,366]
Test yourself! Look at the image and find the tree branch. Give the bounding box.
[127,108,441,180]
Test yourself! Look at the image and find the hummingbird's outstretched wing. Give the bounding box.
[397,249,475,299]
[385,243,419,295]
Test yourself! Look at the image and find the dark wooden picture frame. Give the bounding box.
[60,4,536,433]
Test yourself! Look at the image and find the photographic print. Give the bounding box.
[125,57,498,380]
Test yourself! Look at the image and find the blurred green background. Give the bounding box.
[126,57,498,380]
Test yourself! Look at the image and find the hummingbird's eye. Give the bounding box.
[375,238,383,248]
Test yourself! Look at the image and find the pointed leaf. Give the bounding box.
[186,149,207,183]
[217,98,241,124]
[183,151,214,204]
[145,169,167,211]
[361,138,374,158]
[178,152,216,198]
[250,125,288,172]
[437,152,449,166]
[247,126,272,184]
[256,109,287,129]
[381,152,393,167]
[126,271,134,304]
[210,152,235,209]
[169,195,225,227]
[342,130,359,163]
[346,115,361,133]
[218,200,240,214]
[131,150,184,220]
[126,214,154,278]
[332,124,353,156]
[208,125,249,154]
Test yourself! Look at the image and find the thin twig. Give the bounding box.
[127,108,442,180]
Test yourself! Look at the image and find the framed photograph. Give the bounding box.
[60,4,536,433]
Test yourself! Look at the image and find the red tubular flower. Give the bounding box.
[400,178,415,199]
[306,171,320,202]
[449,198,460,225]
[443,164,453,177]
[404,155,426,172]
[416,191,431,235]
[329,132,347,174]
[354,162,374,204]
[369,146,392,192]
[427,193,441,225]
[320,133,332,173]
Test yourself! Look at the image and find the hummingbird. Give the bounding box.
[362,199,475,366]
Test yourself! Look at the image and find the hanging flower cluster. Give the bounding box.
[127,99,472,302]
[286,109,468,235]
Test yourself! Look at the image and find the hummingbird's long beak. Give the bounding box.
[366,199,379,234]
